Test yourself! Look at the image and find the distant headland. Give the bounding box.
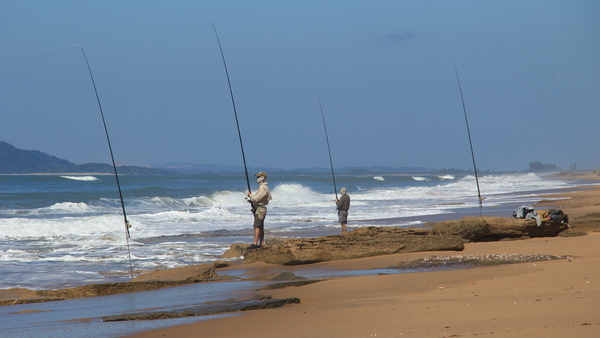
[0,141,173,175]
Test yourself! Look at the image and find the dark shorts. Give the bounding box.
[338,210,348,224]
[253,206,267,229]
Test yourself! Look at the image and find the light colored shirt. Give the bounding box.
[250,182,272,206]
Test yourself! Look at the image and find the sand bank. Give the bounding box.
[124,175,600,338]
[124,234,599,338]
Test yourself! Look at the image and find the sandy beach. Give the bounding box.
[120,174,600,338]
[2,174,599,337]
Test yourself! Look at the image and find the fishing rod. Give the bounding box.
[79,45,134,278]
[454,64,483,215]
[212,24,252,194]
[317,94,338,200]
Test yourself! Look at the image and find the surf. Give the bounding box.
[60,175,99,181]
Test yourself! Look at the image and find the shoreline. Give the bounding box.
[124,174,600,338]
[127,233,600,338]
[3,173,599,337]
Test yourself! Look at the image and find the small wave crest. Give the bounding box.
[140,208,235,224]
[137,193,244,211]
[210,191,248,207]
[0,214,128,240]
[271,184,330,206]
[373,176,385,181]
[145,196,190,209]
[60,176,98,181]
[48,202,93,213]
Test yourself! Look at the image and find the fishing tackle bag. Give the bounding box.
[543,209,569,224]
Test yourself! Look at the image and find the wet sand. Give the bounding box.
[124,173,600,338]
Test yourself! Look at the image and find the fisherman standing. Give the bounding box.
[335,187,350,232]
[247,172,272,249]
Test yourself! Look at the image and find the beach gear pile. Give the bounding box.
[513,205,569,227]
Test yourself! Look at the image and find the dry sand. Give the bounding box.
[124,174,600,338]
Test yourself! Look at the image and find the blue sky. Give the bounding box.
[1,1,598,171]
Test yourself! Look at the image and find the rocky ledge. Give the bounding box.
[223,227,465,265]
[429,216,570,241]
[223,218,571,266]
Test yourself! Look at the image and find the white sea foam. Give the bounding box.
[60,175,99,181]
[437,175,455,180]
[48,202,93,213]
[0,214,129,239]
[271,184,330,206]
[412,176,429,181]
[373,176,385,181]
[210,190,250,207]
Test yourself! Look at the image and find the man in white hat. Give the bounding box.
[335,187,350,232]
[247,172,272,249]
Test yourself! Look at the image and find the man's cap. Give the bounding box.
[340,187,346,193]
[255,172,268,178]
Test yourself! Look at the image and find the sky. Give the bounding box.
[1,1,598,172]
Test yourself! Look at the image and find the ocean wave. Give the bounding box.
[271,184,330,205]
[132,193,246,212]
[139,206,244,224]
[0,214,128,239]
[48,202,93,213]
[1,201,111,217]
[143,196,190,209]
[60,176,99,181]
[209,190,249,207]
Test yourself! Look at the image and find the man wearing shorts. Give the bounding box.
[335,187,350,232]
[247,172,272,249]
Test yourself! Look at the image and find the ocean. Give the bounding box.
[0,172,588,290]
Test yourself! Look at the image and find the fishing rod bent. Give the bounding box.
[317,94,338,200]
[212,24,252,194]
[454,64,483,215]
[79,44,134,278]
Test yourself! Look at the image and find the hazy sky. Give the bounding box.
[1,1,598,171]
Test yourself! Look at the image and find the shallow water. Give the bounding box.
[0,251,574,338]
[0,267,432,338]
[0,280,262,338]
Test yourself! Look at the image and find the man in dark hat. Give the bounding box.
[247,172,272,249]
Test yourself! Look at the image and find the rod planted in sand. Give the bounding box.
[79,45,134,278]
[317,94,338,200]
[454,64,483,215]
[212,24,252,194]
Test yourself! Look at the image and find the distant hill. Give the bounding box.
[0,141,173,175]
